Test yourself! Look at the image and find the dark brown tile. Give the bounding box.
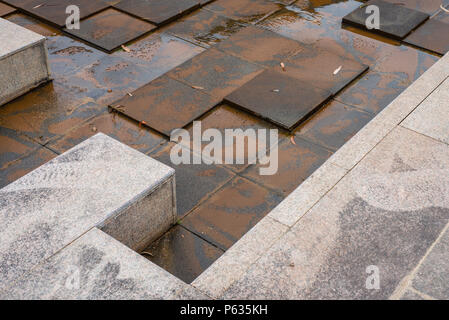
[0,2,16,16]
[166,9,245,47]
[18,0,109,27]
[0,147,57,189]
[6,13,60,36]
[181,104,288,172]
[0,82,101,144]
[48,111,166,154]
[181,176,283,250]
[149,142,236,218]
[142,225,224,283]
[282,46,369,94]
[204,0,282,24]
[166,48,264,99]
[114,0,200,26]
[214,25,304,67]
[383,0,449,15]
[64,8,156,52]
[404,19,449,55]
[0,126,38,170]
[224,69,332,131]
[342,0,429,40]
[294,100,374,151]
[242,135,332,195]
[111,31,205,68]
[109,75,220,136]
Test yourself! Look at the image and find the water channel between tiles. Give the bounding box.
[0,0,446,283]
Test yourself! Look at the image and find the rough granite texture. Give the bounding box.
[0,18,50,105]
[2,228,206,300]
[0,133,175,292]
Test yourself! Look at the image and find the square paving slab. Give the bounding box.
[166,48,264,99]
[64,8,156,53]
[283,47,369,94]
[109,75,220,136]
[114,0,200,26]
[16,0,110,27]
[224,69,332,131]
[215,25,304,67]
[0,2,15,16]
[404,19,449,55]
[342,0,429,40]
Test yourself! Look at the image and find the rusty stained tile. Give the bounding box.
[0,147,57,189]
[6,13,60,36]
[293,99,374,151]
[16,0,110,27]
[143,225,224,283]
[64,8,156,53]
[335,44,439,114]
[282,46,369,94]
[0,2,16,16]
[165,9,246,48]
[166,48,264,99]
[109,75,220,136]
[47,111,166,155]
[342,0,429,40]
[383,0,449,15]
[214,25,304,67]
[57,55,161,106]
[180,104,288,173]
[0,82,100,144]
[404,19,449,55]
[204,0,282,24]
[46,35,107,78]
[241,136,332,195]
[0,125,38,170]
[259,4,400,67]
[224,69,332,131]
[149,142,236,218]
[181,176,284,250]
[112,32,205,72]
[114,0,200,26]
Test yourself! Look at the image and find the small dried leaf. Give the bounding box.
[290,136,296,145]
[127,92,133,97]
[141,251,153,257]
[191,85,204,90]
[272,89,280,93]
[280,62,286,71]
[441,4,449,13]
[107,89,112,93]
[33,4,43,9]
[333,65,342,75]
[91,126,97,132]
[121,45,131,52]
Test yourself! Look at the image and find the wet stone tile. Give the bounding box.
[242,136,332,195]
[383,0,449,15]
[404,19,449,56]
[0,82,100,144]
[114,0,200,26]
[142,225,224,284]
[109,75,220,136]
[282,46,369,94]
[433,8,449,24]
[204,0,283,24]
[149,142,236,218]
[6,13,60,36]
[0,147,57,189]
[0,2,16,17]
[165,9,245,48]
[18,0,109,27]
[57,55,160,106]
[47,111,166,155]
[166,48,264,99]
[112,32,205,72]
[181,104,288,172]
[214,25,304,67]
[294,100,374,151]
[0,126,39,171]
[64,8,156,53]
[224,69,332,131]
[294,0,363,21]
[181,176,284,250]
[342,0,429,40]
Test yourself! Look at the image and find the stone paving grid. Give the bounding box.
[0,0,447,286]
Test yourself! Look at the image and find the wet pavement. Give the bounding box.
[1,0,446,283]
